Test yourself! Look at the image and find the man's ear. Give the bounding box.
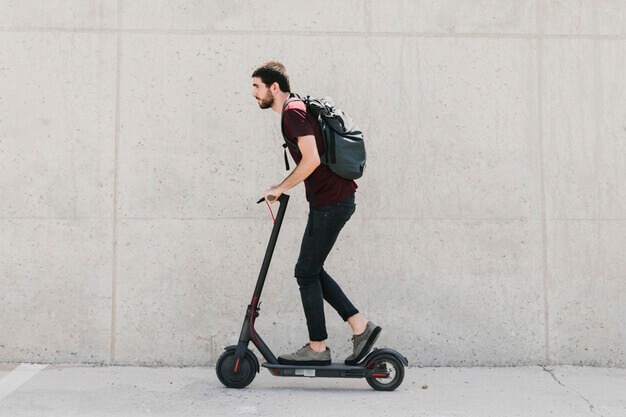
[270,82,280,94]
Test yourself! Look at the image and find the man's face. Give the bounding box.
[252,77,274,109]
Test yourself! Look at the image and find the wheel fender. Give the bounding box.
[224,345,260,373]
[361,348,409,367]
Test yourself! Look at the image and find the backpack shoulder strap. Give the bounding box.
[280,93,303,153]
[280,93,304,170]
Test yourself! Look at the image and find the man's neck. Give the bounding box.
[272,91,292,114]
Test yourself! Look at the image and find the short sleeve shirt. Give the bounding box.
[281,98,357,206]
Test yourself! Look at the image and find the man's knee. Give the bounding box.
[294,261,321,285]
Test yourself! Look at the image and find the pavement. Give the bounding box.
[0,363,624,417]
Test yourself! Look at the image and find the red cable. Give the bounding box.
[264,199,276,224]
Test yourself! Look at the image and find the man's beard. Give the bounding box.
[258,91,274,109]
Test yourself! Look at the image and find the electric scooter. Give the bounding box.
[216,194,408,391]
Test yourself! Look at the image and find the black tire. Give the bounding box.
[366,354,405,391]
[216,350,256,389]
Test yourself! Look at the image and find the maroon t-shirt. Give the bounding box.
[282,99,357,206]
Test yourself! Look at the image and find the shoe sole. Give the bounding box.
[278,357,331,366]
[344,326,381,365]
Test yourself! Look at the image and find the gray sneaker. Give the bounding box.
[345,322,382,365]
[278,344,331,366]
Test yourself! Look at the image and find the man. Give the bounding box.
[251,61,381,366]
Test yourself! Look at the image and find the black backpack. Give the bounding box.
[280,94,366,180]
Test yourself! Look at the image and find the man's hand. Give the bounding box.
[264,185,283,204]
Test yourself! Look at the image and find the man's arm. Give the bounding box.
[264,135,320,202]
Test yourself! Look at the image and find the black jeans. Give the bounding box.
[294,194,359,341]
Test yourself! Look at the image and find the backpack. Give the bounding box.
[280,93,366,180]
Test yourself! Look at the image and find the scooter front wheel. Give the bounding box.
[366,354,405,391]
[216,350,256,389]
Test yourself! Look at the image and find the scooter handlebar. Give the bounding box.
[256,194,288,204]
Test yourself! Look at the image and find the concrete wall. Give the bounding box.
[0,1,624,367]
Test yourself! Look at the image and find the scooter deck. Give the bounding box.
[262,362,378,379]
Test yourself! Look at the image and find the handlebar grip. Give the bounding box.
[256,195,276,204]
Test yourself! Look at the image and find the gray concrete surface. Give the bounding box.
[0,363,624,417]
[1,1,625,367]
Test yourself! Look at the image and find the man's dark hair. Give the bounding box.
[252,61,291,92]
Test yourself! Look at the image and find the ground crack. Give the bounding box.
[542,367,601,416]
[579,393,599,415]
[542,366,565,387]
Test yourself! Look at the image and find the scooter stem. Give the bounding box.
[232,194,289,368]
[253,194,290,301]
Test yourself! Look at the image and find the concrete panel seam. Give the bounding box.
[1,27,626,40]
[11,217,626,221]
[110,0,123,363]
[536,0,551,366]
[112,217,547,221]
[5,217,617,221]
[0,217,117,220]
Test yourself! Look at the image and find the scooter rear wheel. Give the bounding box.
[366,354,405,391]
[216,350,256,389]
